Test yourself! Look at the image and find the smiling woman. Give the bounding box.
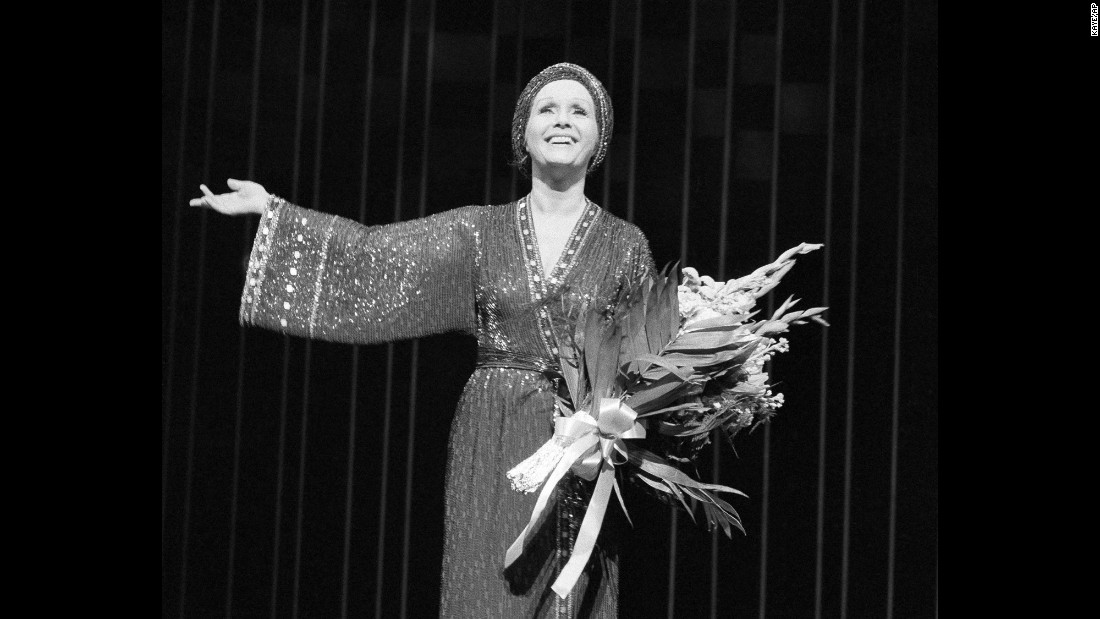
[511,62,614,179]
[189,62,651,618]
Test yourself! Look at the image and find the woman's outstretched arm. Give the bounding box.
[192,179,480,345]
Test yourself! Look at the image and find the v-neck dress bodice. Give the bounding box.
[240,195,654,617]
[522,196,596,281]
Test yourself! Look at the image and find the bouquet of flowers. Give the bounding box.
[504,243,829,598]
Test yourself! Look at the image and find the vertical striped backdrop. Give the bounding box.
[161,0,938,616]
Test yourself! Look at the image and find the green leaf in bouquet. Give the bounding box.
[662,329,756,353]
[682,488,723,531]
[647,352,707,368]
[659,345,759,369]
[633,402,703,419]
[623,279,656,357]
[639,364,674,383]
[664,480,697,524]
[700,343,761,380]
[721,338,762,366]
[612,472,633,528]
[552,393,573,413]
[692,487,743,523]
[567,340,589,404]
[574,358,589,404]
[617,311,645,376]
[630,312,652,359]
[681,486,743,537]
[686,490,739,538]
[665,266,680,346]
[700,500,728,537]
[582,309,606,395]
[594,318,624,398]
[644,283,665,354]
[661,409,734,437]
[644,264,678,354]
[624,373,701,413]
[559,353,581,406]
[631,353,694,381]
[571,307,588,356]
[640,277,657,352]
[627,447,747,496]
[687,495,700,519]
[659,411,734,437]
[679,312,757,333]
[634,470,674,496]
[704,492,745,534]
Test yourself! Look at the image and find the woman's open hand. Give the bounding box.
[189,179,270,216]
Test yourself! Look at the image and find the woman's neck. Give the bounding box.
[528,172,587,217]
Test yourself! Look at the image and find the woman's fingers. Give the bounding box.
[190,180,262,214]
[190,185,221,210]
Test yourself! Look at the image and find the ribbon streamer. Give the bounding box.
[504,398,646,599]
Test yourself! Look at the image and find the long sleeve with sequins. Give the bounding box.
[628,232,656,291]
[610,225,656,309]
[239,196,480,345]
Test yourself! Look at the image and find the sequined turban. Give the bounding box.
[511,62,614,175]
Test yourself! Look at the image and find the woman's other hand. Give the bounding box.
[189,179,270,216]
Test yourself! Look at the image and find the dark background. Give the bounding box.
[161,0,937,616]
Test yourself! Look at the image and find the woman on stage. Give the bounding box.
[191,62,654,617]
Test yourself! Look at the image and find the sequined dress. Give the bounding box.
[240,195,654,618]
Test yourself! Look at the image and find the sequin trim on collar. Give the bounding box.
[515,195,602,360]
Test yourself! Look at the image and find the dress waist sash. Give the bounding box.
[475,347,561,376]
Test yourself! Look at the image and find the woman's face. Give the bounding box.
[524,79,599,173]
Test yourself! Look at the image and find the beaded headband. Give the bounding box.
[511,62,614,176]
